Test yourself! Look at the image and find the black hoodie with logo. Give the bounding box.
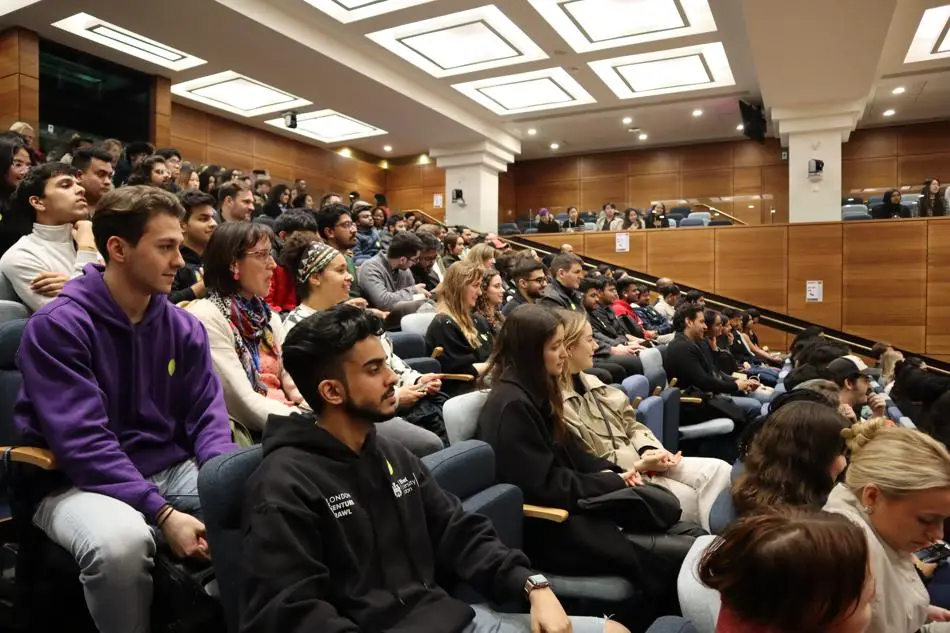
[239,412,534,633]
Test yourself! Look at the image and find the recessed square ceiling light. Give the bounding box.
[51,13,206,71]
[453,67,596,115]
[172,71,311,117]
[589,42,734,99]
[527,0,717,53]
[905,4,950,63]
[265,109,387,143]
[366,5,547,78]
[302,0,437,23]
[1,1,42,18]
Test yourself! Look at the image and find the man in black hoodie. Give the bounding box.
[240,304,620,633]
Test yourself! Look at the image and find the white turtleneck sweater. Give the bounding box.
[0,223,99,312]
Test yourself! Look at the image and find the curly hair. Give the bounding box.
[733,401,849,517]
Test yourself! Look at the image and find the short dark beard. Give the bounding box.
[341,385,397,424]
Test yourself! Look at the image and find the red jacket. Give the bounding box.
[611,299,654,339]
[266,265,297,313]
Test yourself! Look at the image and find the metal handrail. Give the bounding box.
[693,203,748,226]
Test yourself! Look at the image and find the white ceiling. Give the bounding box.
[2,0,949,161]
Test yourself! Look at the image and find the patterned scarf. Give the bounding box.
[208,291,275,396]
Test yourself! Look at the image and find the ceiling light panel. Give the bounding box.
[589,42,734,99]
[171,71,312,117]
[366,5,548,78]
[527,0,717,53]
[302,0,437,23]
[905,4,950,63]
[265,109,387,143]
[453,67,596,115]
[51,13,206,71]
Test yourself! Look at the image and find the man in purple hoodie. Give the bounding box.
[14,185,236,633]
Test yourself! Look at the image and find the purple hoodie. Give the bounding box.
[14,264,236,520]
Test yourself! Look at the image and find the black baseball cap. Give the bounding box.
[826,356,872,383]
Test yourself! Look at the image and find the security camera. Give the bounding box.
[808,158,824,181]
[282,111,298,129]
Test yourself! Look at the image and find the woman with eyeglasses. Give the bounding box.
[186,222,303,443]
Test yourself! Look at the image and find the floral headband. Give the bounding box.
[296,242,341,284]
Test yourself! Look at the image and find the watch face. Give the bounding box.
[528,574,548,586]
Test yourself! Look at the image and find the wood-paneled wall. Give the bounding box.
[842,122,950,193]
[0,28,38,133]
[169,104,386,197]
[525,217,950,357]
[509,138,789,226]
[384,162,446,221]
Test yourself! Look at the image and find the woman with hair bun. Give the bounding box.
[824,418,950,632]
[698,509,874,633]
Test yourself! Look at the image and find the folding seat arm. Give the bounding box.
[523,504,569,523]
[1,446,57,470]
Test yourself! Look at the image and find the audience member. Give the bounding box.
[265,210,320,312]
[622,208,644,230]
[169,190,217,304]
[318,191,342,208]
[596,203,624,231]
[262,184,290,221]
[280,241,447,448]
[581,277,644,356]
[698,510,873,633]
[0,132,35,253]
[371,205,387,230]
[100,138,122,166]
[57,134,93,165]
[126,155,168,187]
[291,192,313,209]
[176,161,198,192]
[465,242,496,268]
[352,203,382,264]
[920,178,948,217]
[737,310,784,366]
[664,303,763,419]
[0,162,97,311]
[536,208,561,232]
[113,141,152,187]
[217,181,255,223]
[633,283,673,334]
[197,168,217,194]
[240,304,617,633]
[476,304,703,613]
[826,356,887,421]
[426,260,491,395]
[474,267,505,338]
[380,212,405,251]
[15,185,236,633]
[503,257,547,316]
[870,189,911,219]
[538,253,585,312]
[358,230,428,311]
[410,229,441,293]
[563,206,584,231]
[154,148,182,189]
[316,202,360,299]
[185,222,302,439]
[654,284,681,319]
[824,419,950,633]
[558,310,731,530]
[732,401,849,517]
[441,231,464,269]
[416,222,447,282]
[72,148,115,207]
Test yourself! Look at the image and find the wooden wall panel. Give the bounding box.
[628,173,680,209]
[585,231,647,272]
[646,228,715,290]
[170,104,385,197]
[499,171,517,222]
[581,176,627,211]
[150,76,171,147]
[679,143,734,172]
[516,181,580,214]
[733,139,783,167]
[581,152,628,179]
[843,128,898,160]
[714,226,787,312]
[898,121,950,156]
[898,153,950,187]
[628,149,680,174]
[842,158,897,191]
[0,28,38,132]
[786,223,843,330]
[843,221,927,351]
[762,164,789,224]
[681,170,732,198]
[927,220,950,355]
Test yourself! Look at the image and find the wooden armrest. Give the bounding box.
[681,397,704,405]
[1,446,57,470]
[523,504,569,523]
[431,346,444,359]
[632,396,642,408]
[652,386,662,396]
[669,377,678,388]
[731,372,746,380]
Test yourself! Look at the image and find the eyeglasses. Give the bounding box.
[11,160,29,170]
[335,221,355,230]
[244,249,275,263]
[528,276,548,284]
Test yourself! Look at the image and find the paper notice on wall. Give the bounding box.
[433,193,443,208]
[806,280,823,303]
[615,232,629,253]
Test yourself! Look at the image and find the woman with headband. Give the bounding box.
[282,236,449,446]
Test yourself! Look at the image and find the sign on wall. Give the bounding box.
[433,193,443,208]
[806,280,823,303]
[615,232,629,253]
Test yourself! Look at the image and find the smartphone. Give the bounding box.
[917,541,950,564]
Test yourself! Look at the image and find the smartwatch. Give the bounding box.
[524,574,550,598]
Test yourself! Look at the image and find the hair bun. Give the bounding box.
[841,418,888,453]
